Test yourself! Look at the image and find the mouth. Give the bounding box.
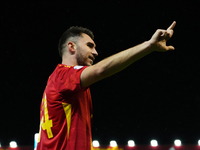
[89,55,95,62]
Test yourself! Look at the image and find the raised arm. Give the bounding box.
[80,21,176,87]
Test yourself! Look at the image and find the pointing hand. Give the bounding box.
[149,21,176,52]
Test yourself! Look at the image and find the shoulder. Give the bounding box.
[54,64,88,78]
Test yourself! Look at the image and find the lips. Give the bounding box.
[89,55,95,62]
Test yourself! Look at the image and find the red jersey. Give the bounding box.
[36,64,93,150]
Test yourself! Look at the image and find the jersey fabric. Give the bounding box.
[36,64,93,150]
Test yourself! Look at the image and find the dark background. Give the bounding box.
[1,0,200,147]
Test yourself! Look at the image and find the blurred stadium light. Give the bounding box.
[9,141,17,148]
[151,139,158,147]
[174,139,181,146]
[34,133,39,150]
[92,140,100,147]
[110,140,117,147]
[128,140,135,147]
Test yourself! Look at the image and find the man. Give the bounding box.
[36,21,176,150]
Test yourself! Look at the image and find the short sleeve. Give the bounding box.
[55,65,88,94]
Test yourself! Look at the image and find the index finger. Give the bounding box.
[167,21,176,30]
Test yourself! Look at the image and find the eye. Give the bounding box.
[87,43,94,48]
[87,44,93,48]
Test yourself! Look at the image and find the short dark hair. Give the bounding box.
[58,26,94,57]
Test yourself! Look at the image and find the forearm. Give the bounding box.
[81,41,153,87]
[94,41,153,78]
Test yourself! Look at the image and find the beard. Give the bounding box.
[75,46,91,66]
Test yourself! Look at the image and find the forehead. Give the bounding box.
[79,33,96,46]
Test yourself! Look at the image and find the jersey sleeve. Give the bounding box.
[55,65,88,94]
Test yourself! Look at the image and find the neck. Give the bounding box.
[61,56,78,66]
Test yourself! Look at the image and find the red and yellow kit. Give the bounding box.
[36,64,93,150]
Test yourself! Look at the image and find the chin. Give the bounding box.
[87,63,92,66]
[87,61,93,66]
[80,60,93,66]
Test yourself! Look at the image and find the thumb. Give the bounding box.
[167,45,175,51]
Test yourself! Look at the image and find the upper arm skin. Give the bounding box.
[80,65,103,88]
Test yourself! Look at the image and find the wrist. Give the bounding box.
[144,40,155,53]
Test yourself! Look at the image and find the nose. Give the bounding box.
[92,48,98,57]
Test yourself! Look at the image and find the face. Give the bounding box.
[75,33,98,66]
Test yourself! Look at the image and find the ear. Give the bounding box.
[67,42,76,53]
